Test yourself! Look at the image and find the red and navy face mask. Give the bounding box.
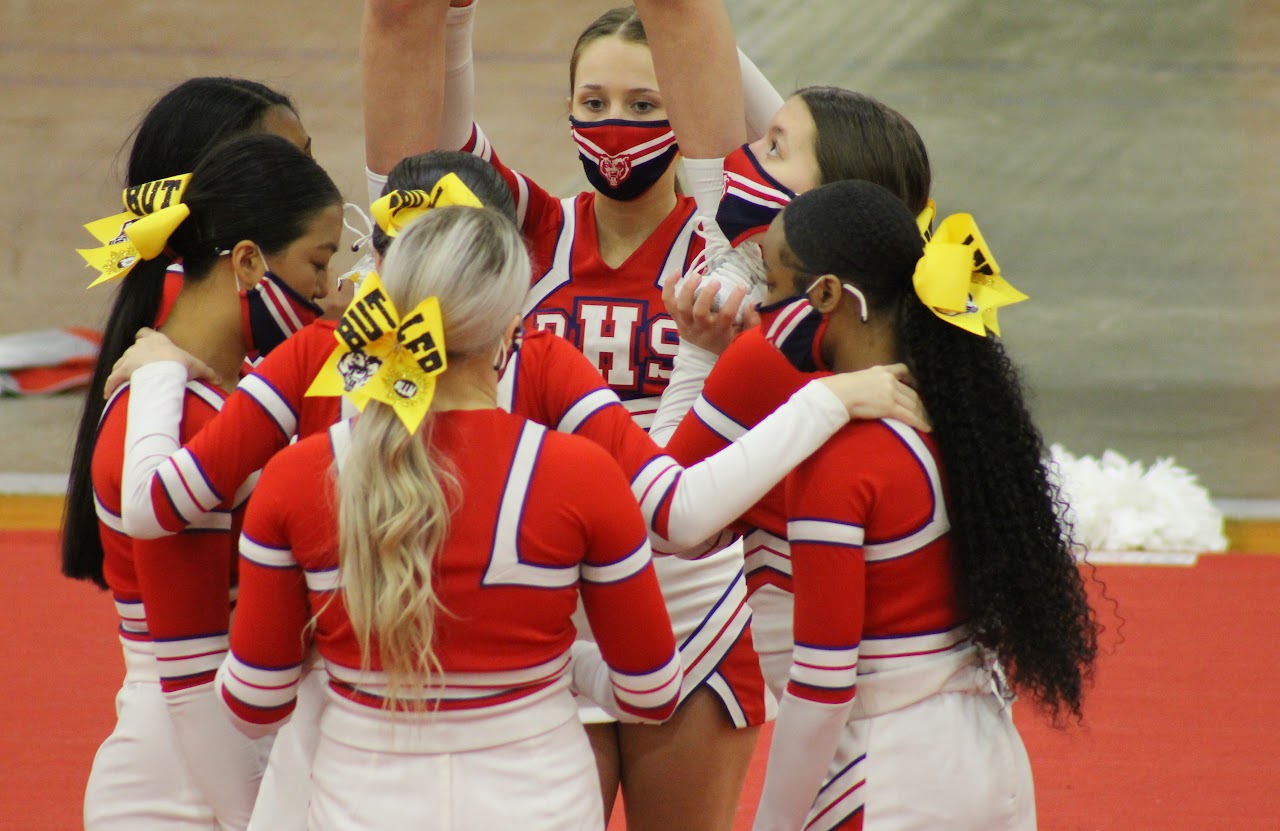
[754,291,829,373]
[716,143,796,246]
[570,117,679,201]
[239,268,323,358]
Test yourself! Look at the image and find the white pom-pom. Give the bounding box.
[1047,445,1227,556]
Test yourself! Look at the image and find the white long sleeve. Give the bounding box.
[120,361,188,539]
[569,641,674,725]
[678,49,779,220]
[753,691,857,831]
[440,1,477,151]
[168,682,273,830]
[648,340,717,447]
[739,47,784,143]
[652,381,851,554]
[680,156,728,224]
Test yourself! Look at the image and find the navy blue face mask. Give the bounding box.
[716,143,795,246]
[238,260,323,357]
[754,278,869,373]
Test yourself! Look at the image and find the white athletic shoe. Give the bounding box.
[677,219,767,324]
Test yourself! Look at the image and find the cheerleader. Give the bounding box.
[750,180,1097,830]
[61,134,343,830]
[402,7,786,824]
[215,205,683,830]
[632,2,941,698]
[106,153,924,829]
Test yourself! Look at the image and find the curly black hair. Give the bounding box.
[783,179,1098,719]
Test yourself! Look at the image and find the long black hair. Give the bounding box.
[124,77,298,187]
[782,179,1098,719]
[63,134,341,587]
[372,150,516,256]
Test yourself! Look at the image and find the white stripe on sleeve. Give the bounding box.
[787,519,865,548]
[580,541,653,585]
[239,534,297,569]
[610,651,682,713]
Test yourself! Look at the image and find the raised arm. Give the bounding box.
[361,0,451,181]
[632,0,745,159]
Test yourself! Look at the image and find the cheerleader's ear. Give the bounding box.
[228,240,266,289]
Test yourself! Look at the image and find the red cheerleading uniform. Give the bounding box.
[87,379,266,830]
[463,125,703,428]
[459,125,776,726]
[95,380,242,691]
[123,326,856,731]
[123,324,689,544]
[754,419,975,831]
[217,410,681,733]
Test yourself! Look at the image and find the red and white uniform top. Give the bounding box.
[754,418,973,831]
[125,325,689,547]
[124,328,848,724]
[216,408,681,749]
[93,379,247,694]
[463,125,704,428]
[665,327,814,595]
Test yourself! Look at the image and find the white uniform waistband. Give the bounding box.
[320,676,579,754]
[850,645,1006,720]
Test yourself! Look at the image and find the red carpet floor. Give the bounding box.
[4,530,1278,830]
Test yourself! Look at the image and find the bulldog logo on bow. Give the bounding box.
[336,351,382,392]
[599,155,632,188]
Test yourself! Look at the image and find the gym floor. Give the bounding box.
[3,0,1277,504]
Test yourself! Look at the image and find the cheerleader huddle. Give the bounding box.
[61,2,1098,830]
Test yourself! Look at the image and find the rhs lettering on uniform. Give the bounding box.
[577,301,642,387]
[645,318,679,383]
[526,300,676,396]
[531,311,569,339]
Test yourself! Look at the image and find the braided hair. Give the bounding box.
[782,180,1098,719]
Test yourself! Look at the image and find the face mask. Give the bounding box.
[754,278,869,373]
[238,250,323,357]
[570,117,678,201]
[715,143,796,246]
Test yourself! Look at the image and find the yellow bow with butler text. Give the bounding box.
[78,174,193,288]
[305,272,447,434]
[912,214,1027,337]
[369,174,483,238]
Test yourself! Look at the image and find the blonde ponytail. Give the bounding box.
[337,403,457,708]
[333,206,529,710]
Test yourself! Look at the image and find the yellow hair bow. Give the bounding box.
[916,199,936,241]
[912,214,1027,337]
[305,272,447,434]
[78,174,193,288]
[369,174,483,238]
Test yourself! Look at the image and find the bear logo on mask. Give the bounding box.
[599,155,632,188]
